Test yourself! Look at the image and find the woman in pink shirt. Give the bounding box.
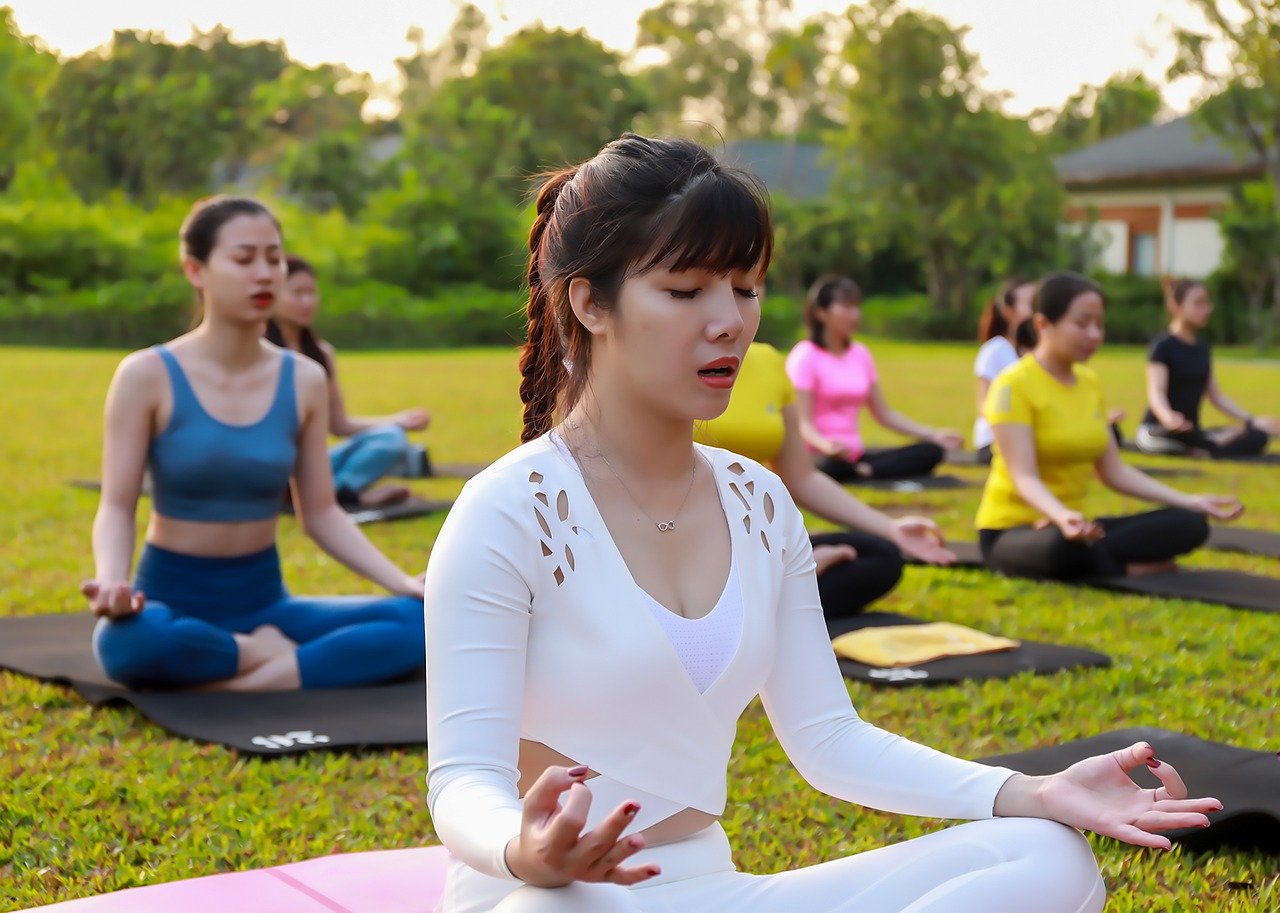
[787,275,962,482]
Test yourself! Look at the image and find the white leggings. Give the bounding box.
[445,816,1105,913]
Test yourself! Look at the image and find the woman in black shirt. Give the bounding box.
[1136,279,1277,457]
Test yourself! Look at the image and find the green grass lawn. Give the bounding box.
[1,341,1277,911]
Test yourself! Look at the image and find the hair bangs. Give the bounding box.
[632,168,772,280]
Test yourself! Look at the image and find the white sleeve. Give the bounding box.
[974,338,1017,382]
[759,496,1015,820]
[425,473,532,881]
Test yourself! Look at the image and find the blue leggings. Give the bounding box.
[92,544,424,689]
[330,424,415,495]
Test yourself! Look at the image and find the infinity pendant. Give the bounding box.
[656,520,676,532]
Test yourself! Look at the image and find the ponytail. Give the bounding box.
[978,276,1032,342]
[519,168,578,443]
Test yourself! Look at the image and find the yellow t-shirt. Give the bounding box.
[694,342,794,465]
[975,356,1111,530]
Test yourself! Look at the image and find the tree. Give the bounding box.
[0,7,56,188]
[41,26,288,200]
[1169,0,1280,346]
[396,3,489,120]
[635,0,791,137]
[440,26,650,180]
[1045,72,1163,152]
[831,0,1064,313]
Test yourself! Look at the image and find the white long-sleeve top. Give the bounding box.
[425,435,1015,880]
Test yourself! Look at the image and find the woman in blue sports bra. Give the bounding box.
[83,196,426,691]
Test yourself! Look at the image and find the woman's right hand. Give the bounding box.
[818,439,850,460]
[504,765,659,889]
[81,580,145,618]
[396,408,431,431]
[1160,411,1193,433]
[1188,494,1244,522]
[1051,512,1103,542]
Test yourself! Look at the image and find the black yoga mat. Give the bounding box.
[0,613,425,755]
[346,497,452,525]
[981,727,1280,852]
[849,474,972,492]
[1121,441,1280,465]
[911,540,1280,612]
[827,612,1110,686]
[1205,526,1280,559]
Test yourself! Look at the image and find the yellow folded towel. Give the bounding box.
[831,622,1020,668]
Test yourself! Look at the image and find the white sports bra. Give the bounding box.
[642,553,743,694]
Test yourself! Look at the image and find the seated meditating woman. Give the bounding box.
[85,197,425,691]
[786,276,963,482]
[977,272,1243,581]
[973,277,1036,464]
[1136,277,1278,458]
[424,134,1220,913]
[266,255,433,510]
[695,340,954,619]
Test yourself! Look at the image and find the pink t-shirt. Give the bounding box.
[785,339,878,459]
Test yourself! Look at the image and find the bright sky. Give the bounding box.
[8,0,1222,117]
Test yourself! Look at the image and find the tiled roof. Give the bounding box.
[720,139,835,200]
[1056,115,1262,188]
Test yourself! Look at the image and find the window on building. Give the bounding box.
[1132,233,1158,276]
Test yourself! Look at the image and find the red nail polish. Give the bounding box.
[1146,758,1160,769]
[567,765,588,777]
[623,802,639,816]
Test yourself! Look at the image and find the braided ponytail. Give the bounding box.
[519,168,577,442]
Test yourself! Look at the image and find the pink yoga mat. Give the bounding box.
[31,845,449,913]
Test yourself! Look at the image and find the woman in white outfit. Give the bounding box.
[423,134,1220,913]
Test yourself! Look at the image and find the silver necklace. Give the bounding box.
[597,447,698,533]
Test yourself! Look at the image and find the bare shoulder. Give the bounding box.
[112,347,166,390]
[288,349,330,407]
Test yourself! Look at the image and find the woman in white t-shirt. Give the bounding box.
[973,277,1036,462]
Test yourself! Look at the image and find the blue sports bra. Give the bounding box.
[148,345,299,522]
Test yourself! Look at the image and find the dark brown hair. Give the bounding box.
[1162,275,1207,318]
[519,133,773,443]
[977,276,1034,342]
[264,255,332,376]
[805,274,861,350]
[1035,272,1105,324]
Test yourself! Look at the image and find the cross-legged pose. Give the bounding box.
[267,254,433,510]
[786,276,963,482]
[696,340,954,620]
[973,277,1037,464]
[977,272,1243,581]
[425,135,1220,913]
[1136,277,1277,458]
[85,197,425,691]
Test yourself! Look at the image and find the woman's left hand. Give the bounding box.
[1188,494,1244,522]
[997,742,1221,850]
[1250,415,1280,435]
[891,516,955,565]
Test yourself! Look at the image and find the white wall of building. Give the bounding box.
[1091,220,1130,274]
[1168,218,1225,278]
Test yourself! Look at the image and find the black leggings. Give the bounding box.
[978,508,1209,580]
[1136,422,1270,458]
[818,442,945,483]
[810,531,905,619]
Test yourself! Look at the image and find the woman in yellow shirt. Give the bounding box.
[697,342,953,618]
[976,272,1242,580]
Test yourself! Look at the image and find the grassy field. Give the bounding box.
[1,340,1277,911]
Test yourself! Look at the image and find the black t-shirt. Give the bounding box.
[1142,332,1211,428]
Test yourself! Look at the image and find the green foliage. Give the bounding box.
[0,6,56,188]
[2,344,1279,909]
[1170,0,1280,347]
[1045,72,1163,153]
[830,0,1065,315]
[40,26,289,201]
